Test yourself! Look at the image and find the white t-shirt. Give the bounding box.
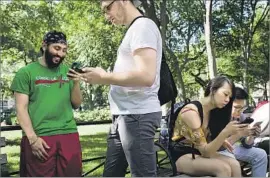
[109,18,162,115]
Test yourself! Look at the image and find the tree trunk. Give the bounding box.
[166,47,186,99]
[160,0,167,49]
[204,0,217,79]
[263,82,268,100]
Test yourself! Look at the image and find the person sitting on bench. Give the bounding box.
[170,75,248,177]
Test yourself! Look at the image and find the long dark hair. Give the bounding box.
[204,75,235,140]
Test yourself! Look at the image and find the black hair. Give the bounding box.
[204,75,236,140]
[235,87,249,100]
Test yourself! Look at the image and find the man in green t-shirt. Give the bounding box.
[11,30,83,177]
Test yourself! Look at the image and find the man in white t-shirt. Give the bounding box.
[81,0,162,176]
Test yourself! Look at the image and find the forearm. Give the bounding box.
[227,134,242,145]
[202,131,228,157]
[17,109,37,140]
[103,70,155,87]
[244,136,255,145]
[71,81,82,109]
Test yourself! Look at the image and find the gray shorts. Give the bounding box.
[103,112,162,177]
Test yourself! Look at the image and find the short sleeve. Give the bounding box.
[188,127,207,147]
[172,108,207,147]
[130,20,159,53]
[10,68,30,95]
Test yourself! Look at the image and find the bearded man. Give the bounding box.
[11,30,83,177]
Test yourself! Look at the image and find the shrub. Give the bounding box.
[74,107,111,122]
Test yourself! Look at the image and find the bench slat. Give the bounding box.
[157,168,174,177]
[0,164,9,176]
[0,154,8,165]
[0,137,6,147]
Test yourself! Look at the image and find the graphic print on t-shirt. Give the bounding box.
[35,75,69,88]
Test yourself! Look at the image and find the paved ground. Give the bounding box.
[1,124,111,139]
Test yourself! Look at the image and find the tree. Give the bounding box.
[141,0,206,100]
[204,0,217,78]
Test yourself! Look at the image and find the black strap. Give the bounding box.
[190,101,203,124]
[189,101,203,159]
[127,15,145,31]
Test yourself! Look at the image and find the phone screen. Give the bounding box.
[240,118,254,124]
[71,62,85,73]
[253,121,263,127]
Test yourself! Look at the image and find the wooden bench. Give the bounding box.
[0,137,9,177]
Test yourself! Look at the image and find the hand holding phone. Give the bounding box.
[71,62,85,73]
[253,121,263,127]
[239,117,254,124]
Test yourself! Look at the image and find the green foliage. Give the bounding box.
[74,108,111,122]
[1,0,269,108]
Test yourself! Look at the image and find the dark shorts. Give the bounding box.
[169,144,201,163]
[20,133,82,177]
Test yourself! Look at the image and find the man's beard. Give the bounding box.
[44,49,64,69]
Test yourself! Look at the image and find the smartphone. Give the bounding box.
[71,62,84,73]
[239,117,254,124]
[253,121,263,127]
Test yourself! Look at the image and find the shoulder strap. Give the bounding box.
[127,16,145,31]
[190,101,203,125]
[189,101,203,159]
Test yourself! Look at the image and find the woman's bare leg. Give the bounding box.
[175,154,232,177]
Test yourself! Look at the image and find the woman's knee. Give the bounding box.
[229,158,242,176]
[213,162,231,176]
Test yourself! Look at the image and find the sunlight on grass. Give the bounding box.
[2,125,166,177]
[2,131,109,177]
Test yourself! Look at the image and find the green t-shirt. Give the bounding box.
[11,61,77,136]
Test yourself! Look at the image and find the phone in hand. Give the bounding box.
[253,121,263,127]
[71,62,85,73]
[239,117,254,124]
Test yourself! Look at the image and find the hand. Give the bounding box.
[81,67,108,84]
[223,121,249,136]
[67,69,83,82]
[251,125,261,137]
[30,137,50,161]
[223,139,234,153]
[237,125,254,137]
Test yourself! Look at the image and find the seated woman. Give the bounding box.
[170,75,248,177]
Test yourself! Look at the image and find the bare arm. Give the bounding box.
[227,134,242,145]
[181,109,229,158]
[14,92,37,142]
[71,81,82,109]
[15,92,50,160]
[227,126,254,145]
[82,48,157,87]
[181,105,244,158]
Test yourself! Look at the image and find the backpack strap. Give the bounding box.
[189,101,203,159]
[190,101,203,125]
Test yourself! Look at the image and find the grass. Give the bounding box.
[1,124,170,177]
[1,124,111,177]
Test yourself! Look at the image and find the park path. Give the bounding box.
[1,124,111,139]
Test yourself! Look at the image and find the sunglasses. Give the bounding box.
[102,0,116,13]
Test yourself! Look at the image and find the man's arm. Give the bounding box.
[227,126,255,147]
[82,48,157,87]
[15,92,37,143]
[244,136,255,145]
[15,92,50,160]
[71,81,82,109]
